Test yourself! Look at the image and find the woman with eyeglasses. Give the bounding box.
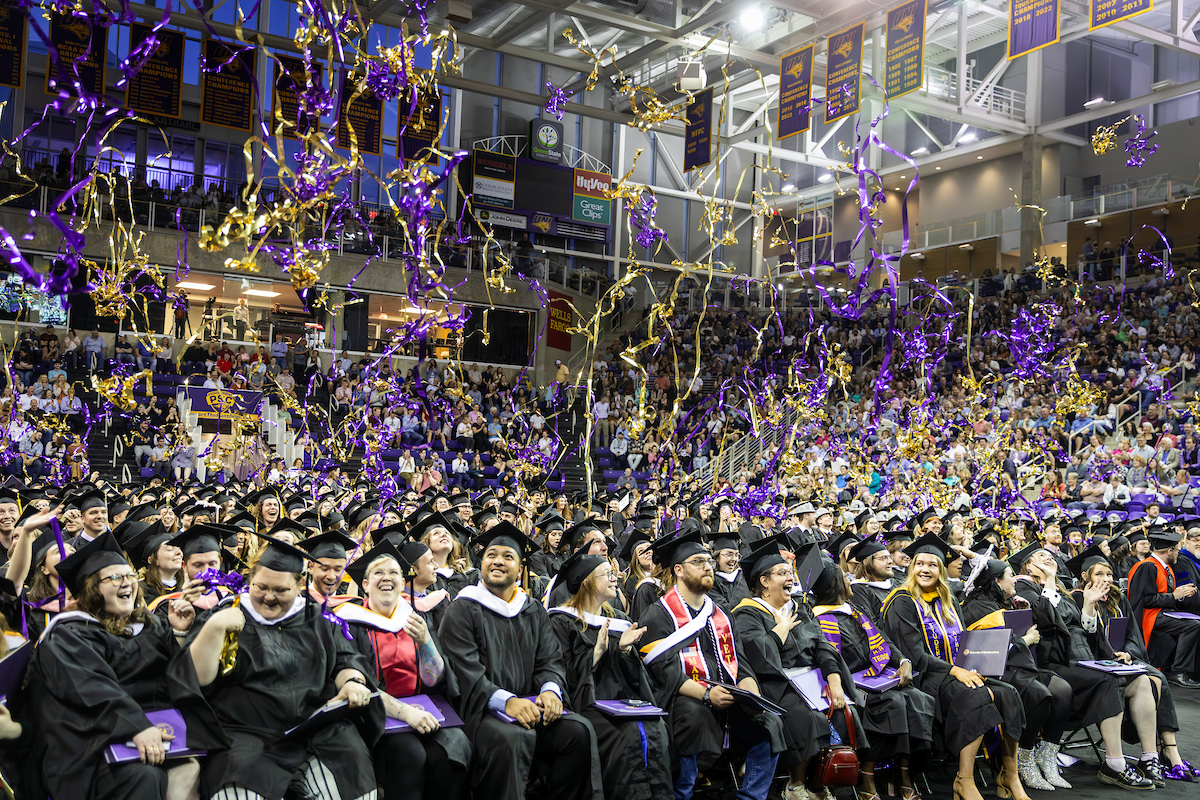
[548,549,671,800]
[23,531,215,800]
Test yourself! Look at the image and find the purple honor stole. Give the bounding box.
[916,593,962,663]
[818,608,892,676]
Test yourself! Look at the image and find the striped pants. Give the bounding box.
[209,757,378,800]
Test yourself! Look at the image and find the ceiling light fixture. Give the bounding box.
[740,5,765,30]
[911,147,929,155]
[1083,97,1109,108]
[817,173,833,183]
[177,281,215,291]
[781,182,795,191]
[243,288,281,298]
[958,132,977,144]
[977,155,984,159]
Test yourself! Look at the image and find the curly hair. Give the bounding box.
[74,570,153,636]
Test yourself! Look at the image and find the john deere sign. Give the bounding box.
[529,119,564,163]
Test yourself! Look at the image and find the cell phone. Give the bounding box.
[622,699,650,707]
[1099,660,1119,666]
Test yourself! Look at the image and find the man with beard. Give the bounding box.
[638,530,782,800]
[1041,520,1071,576]
[438,522,602,800]
[849,537,896,623]
[1128,527,1200,687]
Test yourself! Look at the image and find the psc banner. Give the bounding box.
[187,386,264,422]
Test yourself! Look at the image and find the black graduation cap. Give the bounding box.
[407,511,454,543]
[791,542,826,594]
[739,532,790,582]
[471,521,536,560]
[71,489,108,513]
[124,503,161,523]
[128,521,173,566]
[346,501,382,530]
[535,510,565,531]
[32,528,68,567]
[297,512,324,533]
[1147,527,1182,549]
[826,530,860,559]
[1,477,27,491]
[563,520,606,552]
[649,529,707,568]
[369,521,407,547]
[265,517,308,542]
[473,509,499,529]
[1127,530,1147,546]
[1107,534,1130,551]
[226,511,258,531]
[169,524,225,558]
[904,532,958,564]
[55,531,129,598]
[1066,543,1110,580]
[883,526,914,543]
[449,492,473,510]
[704,530,740,554]
[847,536,888,563]
[1007,542,1042,572]
[853,509,874,529]
[810,557,845,602]
[241,486,281,509]
[247,529,310,574]
[558,548,609,595]
[112,519,150,551]
[912,508,938,531]
[618,529,654,562]
[498,502,520,518]
[296,531,357,561]
[284,494,308,514]
[474,489,498,508]
[345,540,411,588]
[0,488,20,508]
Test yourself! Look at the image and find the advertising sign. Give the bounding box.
[529,118,564,163]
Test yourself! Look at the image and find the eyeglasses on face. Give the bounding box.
[101,572,139,587]
[683,556,715,568]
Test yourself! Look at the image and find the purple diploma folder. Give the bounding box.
[852,667,901,692]
[785,667,855,711]
[1106,617,1129,652]
[593,699,668,718]
[0,641,32,705]
[105,709,207,764]
[1164,611,1200,621]
[384,694,464,733]
[1003,609,1035,637]
[492,696,573,724]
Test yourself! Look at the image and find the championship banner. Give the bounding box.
[272,54,323,139]
[399,88,441,162]
[777,45,812,140]
[824,22,864,123]
[0,6,25,89]
[572,168,611,227]
[1090,0,1151,30]
[187,387,264,422]
[683,87,713,171]
[885,0,926,100]
[127,24,185,118]
[47,14,106,96]
[547,290,573,351]
[335,70,383,155]
[201,39,256,132]
[1008,0,1060,59]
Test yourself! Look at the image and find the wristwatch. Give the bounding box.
[345,675,367,686]
[702,686,713,707]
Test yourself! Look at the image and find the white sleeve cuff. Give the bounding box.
[539,682,563,699]
[1081,610,1099,633]
[1042,587,1061,606]
[488,690,516,714]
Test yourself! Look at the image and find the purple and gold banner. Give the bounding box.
[201,39,256,132]
[777,45,813,140]
[272,54,323,139]
[1008,0,1059,60]
[47,14,106,97]
[683,87,713,171]
[336,70,383,156]
[0,6,25,89]
[399,88,442,163]
[885,0,926,100]
[127,24,185,119]
[1089,0,1152,30]
[187,387,263,422]
[824,22,864,124]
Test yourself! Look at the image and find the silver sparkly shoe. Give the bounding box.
[1019,747,1055,790]
[1035,742,1072,789]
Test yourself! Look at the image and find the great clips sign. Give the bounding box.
[573,169,612,227]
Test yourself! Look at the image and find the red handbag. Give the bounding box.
[812,705,859,786]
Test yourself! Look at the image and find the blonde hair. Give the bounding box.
[563,569,616,626]
[899,557,962,629]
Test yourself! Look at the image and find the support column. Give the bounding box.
[1019,133,1043,269]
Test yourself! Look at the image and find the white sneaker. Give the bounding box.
[783,784,811,800]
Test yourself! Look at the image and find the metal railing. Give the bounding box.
[695,405,798,485]
[922,64,1027,121]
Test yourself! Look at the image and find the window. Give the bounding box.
[146,133,196,193]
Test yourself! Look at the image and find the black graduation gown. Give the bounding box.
[630,579,661,623]
[1071,589,1179,737]
[530,550,564,581]
[1012,577,1123,727]
[24,613,224,800]
[183,598,383,800]
[436,567,480,598]
[730,597,859,766]
[708,570,750,614]
[639,594,788,770]
[345,609,473,772]
[880,589,1025,754]
[438,588,604,800]
[849,579,893,625]
[548,609,672,800]
[814,603,935,760]
[1128,555,1200,673]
